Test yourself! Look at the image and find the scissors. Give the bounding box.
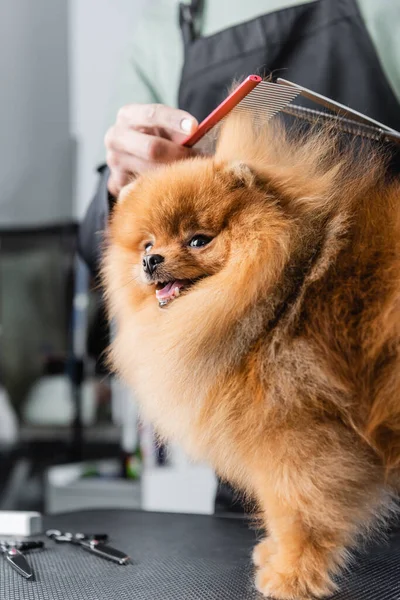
[46,529,131,565]
[0,540,44,579]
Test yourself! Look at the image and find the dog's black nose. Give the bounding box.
[142,253,164,275]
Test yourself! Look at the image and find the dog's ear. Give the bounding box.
[219,161,258,188]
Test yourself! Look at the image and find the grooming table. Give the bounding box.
[1,509,399,599]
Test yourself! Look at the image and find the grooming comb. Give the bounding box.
[182,75,400,153]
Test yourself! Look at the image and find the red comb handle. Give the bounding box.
[182,75,262,148]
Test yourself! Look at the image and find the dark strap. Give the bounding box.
[179,0,204,45]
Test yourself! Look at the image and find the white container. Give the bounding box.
[142,464,217,515]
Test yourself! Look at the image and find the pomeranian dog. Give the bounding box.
[103,110,400,599]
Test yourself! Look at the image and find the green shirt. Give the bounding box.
[105,0,400,130]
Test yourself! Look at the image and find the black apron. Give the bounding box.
[178,0,400,132]
[177,0,400,513]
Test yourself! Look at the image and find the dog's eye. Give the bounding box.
[144,242,153,252]
[188,235,213,248]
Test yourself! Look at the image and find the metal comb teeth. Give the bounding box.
[281,104,395,142]
[193,82,301,153]
[277,77,400,144]
[192,77,400,152]
[232,82,301,122]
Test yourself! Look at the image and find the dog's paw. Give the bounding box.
[252,538,277,568]
[255,560,336,599]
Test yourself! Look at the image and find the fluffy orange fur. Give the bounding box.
[103,112,400,599]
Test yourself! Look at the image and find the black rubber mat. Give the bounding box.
[1,509,399,599]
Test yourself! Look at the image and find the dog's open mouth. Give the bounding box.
[155,280,190,307]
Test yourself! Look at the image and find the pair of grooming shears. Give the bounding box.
[0,539,44,579]
[46,529,131,565]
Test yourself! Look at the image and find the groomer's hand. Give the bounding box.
[104,104,198,197]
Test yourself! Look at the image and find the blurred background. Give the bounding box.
[0,0,216,516]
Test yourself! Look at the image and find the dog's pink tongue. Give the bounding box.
[155,280,186,301]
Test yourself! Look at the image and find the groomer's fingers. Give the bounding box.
[116,103,198,142]
[106,150,149,176]
[105,125,193,163]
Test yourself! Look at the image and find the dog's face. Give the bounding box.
[111,157,266,308]
[140,227,223,307]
